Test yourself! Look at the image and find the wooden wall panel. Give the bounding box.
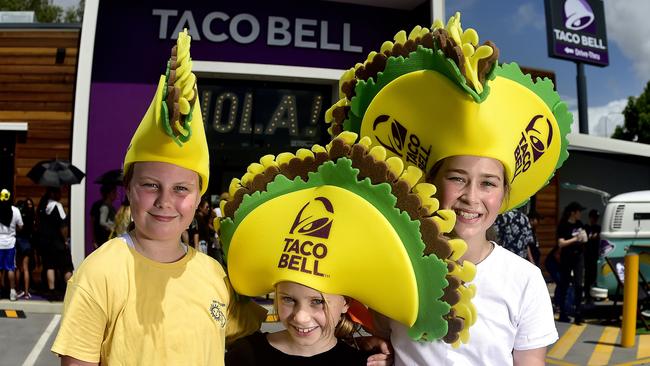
[0,28,80,210]
[534,175,559,277]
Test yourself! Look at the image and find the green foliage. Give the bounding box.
[612,81,650,143]
[64,0,83,23]
[0,0,83,23]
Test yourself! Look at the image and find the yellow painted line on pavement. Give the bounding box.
[637,334,650,359]
[615,356,650,366]
[548,324,587,359]
[5,309,17,318]
[545,358,577,365]
[587,326,619,366]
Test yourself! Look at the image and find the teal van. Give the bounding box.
[593,191,650,299]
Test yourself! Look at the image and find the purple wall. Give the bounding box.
[84,83,155,254]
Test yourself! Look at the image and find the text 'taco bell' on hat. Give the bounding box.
[218,132,479,346]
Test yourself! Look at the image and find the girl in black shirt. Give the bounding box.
[226,281,368,366]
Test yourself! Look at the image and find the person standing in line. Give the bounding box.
[583,209,601,304]
[89,184,117,249]
[0,189,23,301]
[37,186,73,300]
[191,198,211,255]
[556,201,588,324]
[15,198,36,299]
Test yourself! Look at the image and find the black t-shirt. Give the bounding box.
[584,223,602,257]
[225,332,367,366]
[557,220,584,258]
[38,203,66,251]
[90,200,115,245]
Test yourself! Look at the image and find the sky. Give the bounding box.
[455,0,650,137]
[52,0,649,138]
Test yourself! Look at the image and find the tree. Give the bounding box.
[64,0,83,23]
[612,80,650,143]
[0,0,83,23]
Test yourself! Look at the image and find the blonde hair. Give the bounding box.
[109,204,132,239]
[329,297,359,340]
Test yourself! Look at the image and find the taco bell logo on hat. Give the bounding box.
[289,196,334,239]
[372,114,431,170]
[512,114,554,182]
[277,196,333,277]
[564,0,595,31]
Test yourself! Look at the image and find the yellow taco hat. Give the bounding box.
[218,132,478,345]
[123,29,209,195]
[0,189,10,202]
[325,13,572,211]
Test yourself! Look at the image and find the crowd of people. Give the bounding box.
[0,187,75,302]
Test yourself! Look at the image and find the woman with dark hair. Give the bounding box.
[16,198,36,299]
[191,198,212,255]
[37,187,73,300]
[0,189,23,301]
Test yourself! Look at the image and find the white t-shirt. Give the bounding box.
[0,206,24,249]
[389,244,558,366]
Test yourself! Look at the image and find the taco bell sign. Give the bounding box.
[544,0,608,66]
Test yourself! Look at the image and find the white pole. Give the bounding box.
[430,0,445,24]
[70,0,100,268]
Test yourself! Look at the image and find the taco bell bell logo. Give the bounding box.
[372,114,431,170]
[277,196,333,277]
[289,196,334,239]
[564,0,594,31]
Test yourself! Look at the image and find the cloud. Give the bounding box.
[570,98,628,137]
[512,3,545,32]
[604,1,650,79]
[561,94,578,110]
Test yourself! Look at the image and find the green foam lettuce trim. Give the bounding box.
[344,46,496,134]
[494,62,573,206]
[220,158,451,340]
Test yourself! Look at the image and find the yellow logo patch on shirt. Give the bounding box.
[210,300,226,327]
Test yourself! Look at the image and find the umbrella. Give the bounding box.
[94,169,123,185]
[27,159,85,187]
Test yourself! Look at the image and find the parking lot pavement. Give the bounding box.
[0,312,60,366]
[3,300,650,365]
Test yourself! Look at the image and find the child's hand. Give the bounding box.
[357,335,394,366]
[367,348,393,366]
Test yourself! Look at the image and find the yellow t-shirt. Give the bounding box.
[51,236,265,365]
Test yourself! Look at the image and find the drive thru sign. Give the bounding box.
[544,0,608,67]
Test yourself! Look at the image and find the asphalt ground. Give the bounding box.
[2,299,650,365]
